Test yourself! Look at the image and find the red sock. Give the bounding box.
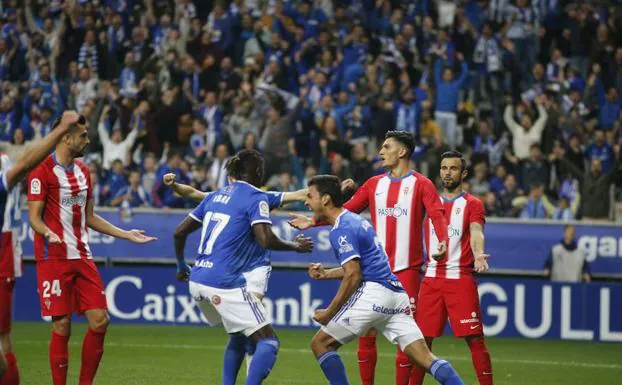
[409,339,432,385]
[467,336,493,385]
[50,332,69,385]
[357,336,377,385]
[79,329,106,385]
[0,352,19,385]
[395,349,413,385]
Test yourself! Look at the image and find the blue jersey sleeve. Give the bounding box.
[189,194,212,223]
[330,227,361,265]
[248,194,272,226]
[264,191,284,209]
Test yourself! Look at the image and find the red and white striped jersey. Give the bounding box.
[28,155,93,261]
[0,153,23,278]
[340,172,448,272]
[424,192,485,279]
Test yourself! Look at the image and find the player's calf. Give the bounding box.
[245,325,279,385]
[357,329,377,385]
[311,330,349,385]
[465,335,493,385]
[402,339,465,385]
[80,309,109,385]
[0,332,19,385]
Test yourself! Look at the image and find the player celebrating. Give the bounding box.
[27,115,157,385]
[0,111,95,385]
[304,175,465,385]
[173,150,313,385]
[410,151,493,385]
[289,131,449,385]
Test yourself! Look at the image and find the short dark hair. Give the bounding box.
[385,131,415,158]
[226,149,264,183]
[308,175,343,207]
[440,150,467,171]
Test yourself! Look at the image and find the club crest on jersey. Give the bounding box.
[211,295,221,305]
[338,235,353,254]
[30,178,41,194]
[259,201,270,218]
[403,187,409,195]
[455,207,461,215]
[78,174,86,184]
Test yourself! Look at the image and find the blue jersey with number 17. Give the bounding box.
[330,210,404,292]
[188,181,283,289]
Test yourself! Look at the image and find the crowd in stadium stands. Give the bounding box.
[0,0,620,220]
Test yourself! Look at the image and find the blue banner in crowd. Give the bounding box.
[16,210,622,276]
[13,266,622,342]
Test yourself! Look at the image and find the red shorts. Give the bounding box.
[395,267,422,317]
[36,259,107,317]
[0,278,15,333]
[416,277,482,338]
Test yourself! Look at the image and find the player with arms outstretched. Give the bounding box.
[410,151,493,385]
[290,131,449,385]
[27,115,157,385]
[304,175,465,385]
[173,150,313,385]
[0,112,88,385]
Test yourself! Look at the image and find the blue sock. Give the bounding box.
[245,338,279,385]
[429,358,465,385]
[317,351,350,385]
[223,334,246,385]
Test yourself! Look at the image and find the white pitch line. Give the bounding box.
[18,340,622,370]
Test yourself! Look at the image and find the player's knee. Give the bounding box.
[0,332,12,352]
[52,316,72,336]
[89,311,110,331]
[363,328,377,337]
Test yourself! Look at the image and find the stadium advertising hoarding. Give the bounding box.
[16,210,622,276]
[14,266,622,342]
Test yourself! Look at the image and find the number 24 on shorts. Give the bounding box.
[42,280,62,298]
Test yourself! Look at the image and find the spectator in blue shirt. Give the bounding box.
[585,129,614,173]
[434,53,468,149]
[111,170,151,208]
[103,159,129,205]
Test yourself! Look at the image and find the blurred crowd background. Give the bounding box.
[0,0,620,220]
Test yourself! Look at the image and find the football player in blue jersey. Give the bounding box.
[173,150,313,385]
[304,175,465,385]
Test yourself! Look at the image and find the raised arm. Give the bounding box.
[531,102,549,138]
[503,104,522,136]
[6,111,79,190]
[163,173,209,202]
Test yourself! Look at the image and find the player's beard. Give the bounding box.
[72,145,88,158]
[443,178,461,192]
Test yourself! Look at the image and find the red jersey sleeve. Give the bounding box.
[421,177,448,243]
[342,178,370,214]
[27,166,48,202]
[468,198,486,226]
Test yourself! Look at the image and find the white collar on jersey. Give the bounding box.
[332,209,349,229]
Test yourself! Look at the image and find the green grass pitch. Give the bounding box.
[13,322,622,385]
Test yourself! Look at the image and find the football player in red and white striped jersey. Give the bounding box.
[0,111,88,385]
[27,115,156,385]
[411,150,493,385]
[289,131,449,385]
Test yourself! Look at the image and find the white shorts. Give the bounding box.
[243,265,272,296]
[189,281,270,336]
[321,282,423,351]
